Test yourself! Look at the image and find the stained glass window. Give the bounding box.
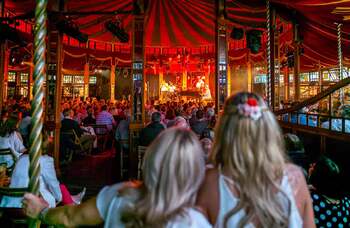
[89,76,97,84]
[8,72,16,82]
[309,72,319,82]
[20,73,28,83]
[74,76,84,84]
[63,75,73,84]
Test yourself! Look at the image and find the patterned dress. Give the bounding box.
[311,191,350,228]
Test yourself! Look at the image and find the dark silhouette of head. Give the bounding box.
[151,112,161,123]
[309,156,342,198]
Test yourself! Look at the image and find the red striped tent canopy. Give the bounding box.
[3,0,350,69]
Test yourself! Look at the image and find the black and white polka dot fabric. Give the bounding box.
[311,191,350,228]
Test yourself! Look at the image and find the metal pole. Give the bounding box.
[337,23,344,103]
[266,0,272,107]
[28,0,47,227]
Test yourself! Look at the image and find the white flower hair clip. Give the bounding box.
[226,98,266,121]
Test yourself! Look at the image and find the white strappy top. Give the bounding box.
[97,183,212,228]
[215,172,303,228]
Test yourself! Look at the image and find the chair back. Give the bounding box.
[88,124,108,136]
[87,124,109,152]
[0,148,17,175]
[0,187,28,225]
[60,130,80,147]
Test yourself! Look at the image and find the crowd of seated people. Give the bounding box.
[18,92,344,227]
[0,101,85,213]
[0,133,85,209]
[1,93,349,227]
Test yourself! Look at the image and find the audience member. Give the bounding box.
[82,107,96,126]
[23,128,211,228]
[139,112,165,147]
[0,114,26,167]
[18,110,31,146]
[61,109,94,152]
[309,156,350,227]
[96,105,115,133]
[0,134,84,208]
[190,109,208,136]
[196,92,315,227]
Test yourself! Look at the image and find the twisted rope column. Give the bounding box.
[29,0,47,227]
[266,0,272,107]
[337,23,344,103]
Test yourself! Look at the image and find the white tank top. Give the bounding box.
[215,172,303,228]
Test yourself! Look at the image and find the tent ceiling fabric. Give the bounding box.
[3,0,350,68]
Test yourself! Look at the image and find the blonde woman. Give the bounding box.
[196,92,315,227]
[23,128,211,228]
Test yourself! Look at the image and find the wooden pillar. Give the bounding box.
[28,57,34,100]
[247,61,252,92]
[215,0,228,113]
[293,23,301,101]
[0,41,9,112]
[84,62,89,99]
[159,67,163,98]
[110,63,116,101]
[0,0,5,112]
[274,19,280,107]
[205,63,210,85]
[131,2,145,123]
[182,65,187,90]
[53,33,63,170]
[227,64,232,95]
[318,65,323,93]
[283,67,289,101]
[51,0,65,170]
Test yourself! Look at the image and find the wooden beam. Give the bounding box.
[0,41,6,113]
[53,33,63,170]
[131,1,145,123]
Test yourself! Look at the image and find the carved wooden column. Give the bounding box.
[274,19,280,108]
[215,0,228,113]
[266,0,276,109]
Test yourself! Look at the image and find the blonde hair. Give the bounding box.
[120,127,205,227]
[211,92,290,227]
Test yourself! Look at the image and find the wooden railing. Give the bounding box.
[275,76,350,115]
[279,112,350,135]
[275,75,350,148]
